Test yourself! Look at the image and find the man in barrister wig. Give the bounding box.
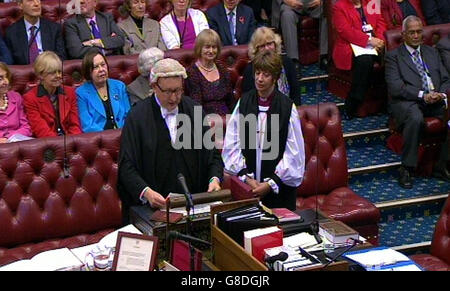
[118,58,223,224]
[222,50,305,211]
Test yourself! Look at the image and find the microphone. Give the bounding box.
[177,173,194,210]
[168,231,211,246]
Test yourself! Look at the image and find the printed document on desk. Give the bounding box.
[343,246,422,271]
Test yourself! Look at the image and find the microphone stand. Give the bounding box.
[310,0,325,246]
[185,193,195,271]
[177,173,196,271]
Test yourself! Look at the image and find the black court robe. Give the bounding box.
[118,95,224,225]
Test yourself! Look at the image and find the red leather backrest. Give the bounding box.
[296,103,348,198]
[97,0,126,22]
[8,65,39,95]
[0,3,22,36]
[385,23,450,51]
[0,130,122,248]
[431,196,450,265]
[165,45,250,100]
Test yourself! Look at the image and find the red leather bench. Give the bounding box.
[296,103,381,244]
[0,130,122,266]
[410,195,450,271]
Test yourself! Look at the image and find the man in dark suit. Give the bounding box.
[421,0,450,25]
[0,34,12,65]
[385,16,450,188]
[4,0,66,65]
[436,35,450,74]
[64,0,125,59]
[206,0,256,46]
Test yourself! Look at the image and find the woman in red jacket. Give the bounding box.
[23,51,82,138]
[332,0,386,118]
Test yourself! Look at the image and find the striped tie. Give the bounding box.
[28,26,39,64]
[411,50,430,93]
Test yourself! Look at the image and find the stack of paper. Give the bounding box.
[0,248,83,271]
[343,247,422,271]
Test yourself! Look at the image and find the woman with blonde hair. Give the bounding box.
[118,0,167,55]
[185,29,234,115]
[159,0,209,49]
[23,51,82,138]
[0,62,32,142]
[242,27,300,105]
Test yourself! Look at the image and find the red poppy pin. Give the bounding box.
[239,16,245,24]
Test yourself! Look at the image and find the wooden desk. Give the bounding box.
[210,200,349,271]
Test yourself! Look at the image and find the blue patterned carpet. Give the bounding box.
[342,114,389,134]
[299,64,448,249]
[346,135,400,169]
[379,215,439,247]
[301,63,327,78]
[349,169,450,204]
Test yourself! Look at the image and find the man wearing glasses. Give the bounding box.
[118,58,223,225]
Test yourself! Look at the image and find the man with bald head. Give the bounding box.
[385,16,450,189]
[118,58,223,224]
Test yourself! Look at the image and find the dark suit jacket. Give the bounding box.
[22,85,82,138]
[206,3,256,46]
[64,11,125,59]
[4,17,66,65]
[0,33,12,65]
[421,0,450,25]
[436,35,450,74]
[385,44,450,105]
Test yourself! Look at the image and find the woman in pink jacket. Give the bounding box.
[0,62,32,143]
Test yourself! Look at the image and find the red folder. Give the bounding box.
[230,175,254,201]
[170,240,203,271]
[244,227,283,263]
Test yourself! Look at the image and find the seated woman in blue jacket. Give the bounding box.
[76,50,131,132]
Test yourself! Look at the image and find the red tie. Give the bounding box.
[29,26,39,64]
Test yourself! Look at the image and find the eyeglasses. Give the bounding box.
[155,82,183,96]
[256,41,276,51]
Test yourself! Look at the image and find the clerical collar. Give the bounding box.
[37,84,64,97]
[258,89,275,107]
[154,94,179,118]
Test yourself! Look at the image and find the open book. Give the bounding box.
[0,248,83,271]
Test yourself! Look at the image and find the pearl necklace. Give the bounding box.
[196,61,217,72]
[0,94,8,111]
